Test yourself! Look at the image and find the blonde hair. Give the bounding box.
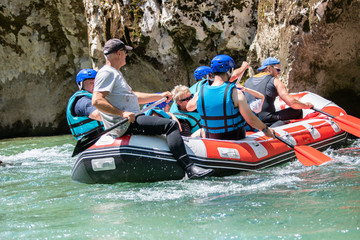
[171,85,191,102]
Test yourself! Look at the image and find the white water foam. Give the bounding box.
[0,144,73,166]
[98,174,302,202]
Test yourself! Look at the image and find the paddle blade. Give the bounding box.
[333,115,360,138]
[72,131,102,157]
[294,145,333,166]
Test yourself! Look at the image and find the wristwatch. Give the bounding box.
[262,126,269,133]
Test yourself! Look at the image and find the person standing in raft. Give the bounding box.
[244,57,314,127]
[187,54,275,140]
[91,38,213,179]
[66,69,103,140]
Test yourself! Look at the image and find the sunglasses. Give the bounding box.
[272,66,281,73]
[121,49,128,54]
[179,94,194,102]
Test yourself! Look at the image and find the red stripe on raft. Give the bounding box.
[88,135,131,150]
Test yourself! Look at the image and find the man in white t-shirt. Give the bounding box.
[92,38,213,179]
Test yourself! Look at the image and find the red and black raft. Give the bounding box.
[71,92,351,183]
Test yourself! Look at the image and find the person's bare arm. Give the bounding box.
[229,61,249,83]
[92,91,135,123]
[88,109,102,121]
[274,78,313,109]
[186,92,199,112]
[237,84,265,103]
[167,112,182,132]
[133,91,172,104]
[233,89,275,138]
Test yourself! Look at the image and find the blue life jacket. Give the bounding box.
[197,82,245,134]
[189,79,207,94]
[143,107,171,119]
[169,79,209,113]
[171,108,201,134]
[66,91,103,140]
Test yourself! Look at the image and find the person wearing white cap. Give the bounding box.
[92,38,213,179]
[244,57,314,127]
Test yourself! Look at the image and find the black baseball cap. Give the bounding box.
[103,38,133,55]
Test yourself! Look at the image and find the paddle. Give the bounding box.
[72,97,167,157]
[312,108,360,138]
[274,134,333,166]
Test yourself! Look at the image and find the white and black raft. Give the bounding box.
[71,92,360,183]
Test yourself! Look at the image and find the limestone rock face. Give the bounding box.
[1,0,359,139]
[248,0,360,116]
[0,0,90,138]
[84,0,257,91]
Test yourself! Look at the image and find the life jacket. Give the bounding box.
[169,79,208,113]
[66,90,103,140]
[171,108,201,134]
[197,82,245,134]
[144,107,171,119]
[189,79,207,94]
[244,73,277,113]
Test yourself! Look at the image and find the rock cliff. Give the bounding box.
[248,0,360,116]
[0,0,359,138]
[0,0,90,138]
[83,0,257,90]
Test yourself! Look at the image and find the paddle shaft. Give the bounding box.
[312,107,360,138]
[274,134,332,166]
[312,107,335,118]
[99,97,167,136]
[72,97,167,157]
[274,134,295,148]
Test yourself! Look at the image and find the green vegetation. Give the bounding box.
[128,0,145,39]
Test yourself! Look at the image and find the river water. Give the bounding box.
[0,134,359,239]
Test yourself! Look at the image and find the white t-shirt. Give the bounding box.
[94,65,140,137]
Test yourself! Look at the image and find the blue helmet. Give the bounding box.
[76,69,97,87]
[194,66,213,81]
[210,55,235,73]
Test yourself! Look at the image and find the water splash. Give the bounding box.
[1,136,359,239]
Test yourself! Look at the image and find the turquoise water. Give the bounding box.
[1,135,359,239]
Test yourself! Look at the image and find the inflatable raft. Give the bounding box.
[71,92,348,183]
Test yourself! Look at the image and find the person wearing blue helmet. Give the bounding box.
[187,54,275,140]
[244,57,314,127]
[190,66,214,93]
[66,68,103,140]
[169,65,214,114]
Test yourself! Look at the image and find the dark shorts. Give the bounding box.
[124,114,187,161]
[259,108,303,127]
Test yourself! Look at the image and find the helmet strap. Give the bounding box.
[78,81,83,90]
[226,68,233,79]
[201,75,209,81]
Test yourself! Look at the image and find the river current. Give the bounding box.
[0,135,359,239]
